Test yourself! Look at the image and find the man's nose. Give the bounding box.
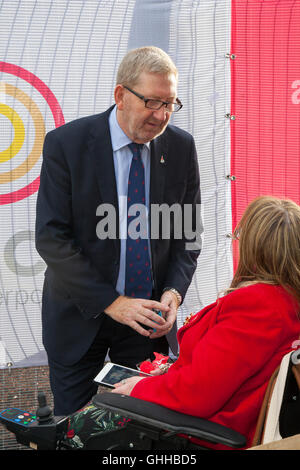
[152,106,169,121]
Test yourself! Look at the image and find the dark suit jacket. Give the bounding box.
[35,106,201,365]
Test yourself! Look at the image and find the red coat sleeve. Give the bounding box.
[131,285,290,418]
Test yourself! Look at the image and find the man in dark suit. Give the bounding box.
[35,46,202,415]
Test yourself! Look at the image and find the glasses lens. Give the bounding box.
[173,103,182,112]
[146,100,163,110]
[233,229,240,240]
[145,100,182,112]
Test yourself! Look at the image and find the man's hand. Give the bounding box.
[148,290,179,339]
[104,296,170,337]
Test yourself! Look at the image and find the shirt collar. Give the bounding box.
[109,105,150,152]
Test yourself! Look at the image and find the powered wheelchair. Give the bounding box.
[1,349,300,451]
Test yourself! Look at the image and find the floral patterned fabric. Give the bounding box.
[64,403,130,449]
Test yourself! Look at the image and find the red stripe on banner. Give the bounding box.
[0,62,65,128]
[231,0,300,268]
[0,177,40,205]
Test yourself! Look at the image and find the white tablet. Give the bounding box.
[94,362,151,388]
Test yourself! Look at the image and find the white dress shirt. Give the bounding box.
[108,106,152,296]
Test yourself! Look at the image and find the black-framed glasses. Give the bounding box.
[124,85,183,113]
[227,228,240,241]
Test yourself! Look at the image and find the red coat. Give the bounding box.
[131,283,300,449]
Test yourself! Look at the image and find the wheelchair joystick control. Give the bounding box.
[0,391,69,450]
[36,392,53,424]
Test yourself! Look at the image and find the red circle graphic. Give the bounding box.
[0,62,65,205]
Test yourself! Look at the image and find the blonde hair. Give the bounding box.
[228,196,300,305]
[116,46,178,88]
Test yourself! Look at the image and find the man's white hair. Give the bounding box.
[116,46,178,87]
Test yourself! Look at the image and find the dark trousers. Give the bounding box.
[48,316,168,416]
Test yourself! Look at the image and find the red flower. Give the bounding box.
[67,428,75,439]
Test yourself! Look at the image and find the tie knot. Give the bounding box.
[128,143,143,156]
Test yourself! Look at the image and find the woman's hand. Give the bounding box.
[149,366,168,376]
[111,376,146,395]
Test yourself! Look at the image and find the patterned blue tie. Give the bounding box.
[125,143,152,299]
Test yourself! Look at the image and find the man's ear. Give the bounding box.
[114,84,125,110]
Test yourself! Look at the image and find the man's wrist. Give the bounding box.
[162,287,182,307]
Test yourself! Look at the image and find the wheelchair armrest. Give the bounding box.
[92,393,246,448]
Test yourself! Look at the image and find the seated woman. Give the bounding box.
[64,196,300,449]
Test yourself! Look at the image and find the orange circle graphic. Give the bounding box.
[0,103,25,163]
[0,83,45,184]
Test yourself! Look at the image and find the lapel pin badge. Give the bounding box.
[160,155,165,164]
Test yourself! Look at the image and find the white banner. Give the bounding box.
[0,0,232,368]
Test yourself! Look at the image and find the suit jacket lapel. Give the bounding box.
[88,107,118,205]
[150,130,168,204]
[87,107,120,252]
[149,131,168,295]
